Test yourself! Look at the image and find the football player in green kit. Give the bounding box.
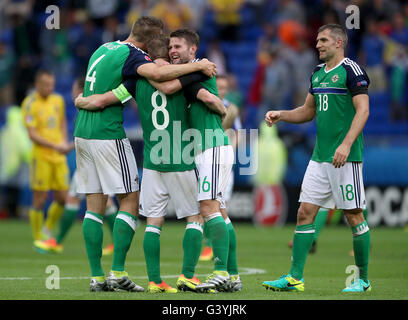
[74,16,217,292]
[75,35,226,293]
[262,24,371,293]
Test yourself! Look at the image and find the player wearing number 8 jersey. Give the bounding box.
[74,16,217,292]
[75,35,226,293]
[262,24,372,293]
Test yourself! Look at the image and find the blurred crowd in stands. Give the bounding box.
[0,0,408,128]
[0,0,408,219]
[1,0,408,127]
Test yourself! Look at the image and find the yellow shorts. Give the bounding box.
[30,156,70,191]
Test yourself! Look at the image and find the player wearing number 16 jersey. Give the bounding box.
[75,35,226,293]
[169,29,234,292]
[74,16,217,292]
[262,24,371,293]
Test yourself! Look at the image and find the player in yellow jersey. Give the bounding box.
[21,70,73,247]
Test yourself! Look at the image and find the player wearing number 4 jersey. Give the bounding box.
[262,24,371,293]
[74,16,217,292]
[75,35,226,293]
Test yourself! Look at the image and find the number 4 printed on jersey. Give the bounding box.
[86,54,106,91]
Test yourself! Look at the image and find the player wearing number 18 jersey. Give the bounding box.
[263,24,371,293]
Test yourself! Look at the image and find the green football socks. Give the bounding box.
[104,203,118,237]
[225,218,239,275]
[289,223,316,280]
[111,211,137,272]
[204,213,229,271]
[82,211,104,277]
[313,208,328,241]
[143,225,162,284]
[56,206,78,244]
[352,220,370,282]
[182,222,203,278]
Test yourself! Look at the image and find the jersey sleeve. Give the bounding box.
[122,45,153,79]
[344,61,370,96]
[178,72,209,88]
[309,64,324,95]
[112,79,136,104]
[183,82,205,103]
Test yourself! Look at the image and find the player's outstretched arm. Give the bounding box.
[148,79,181,95]
[148,71,210,95]
[332,94,369,168]
[265,93,316,126]
[75,92,119,110]
[137,58,217,82]
[196,88,227,118]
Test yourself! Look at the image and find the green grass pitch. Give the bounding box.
[0,219,407,300]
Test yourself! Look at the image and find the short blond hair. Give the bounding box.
[130,16,164,44]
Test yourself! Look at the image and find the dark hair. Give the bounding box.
[170,28,199,49]
[146,35,170,61]
[34,69,54,81]
[318,24,348,48]
[130,16,164,43]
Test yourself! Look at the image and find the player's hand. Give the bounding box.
[332,143,350,168]
[221,106,227,120]
[265,110,281,127]
[198,58,217,78]
[54,142,71,154]
[74,93,84,109]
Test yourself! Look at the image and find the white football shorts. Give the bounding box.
[75,137,139,195]
[68,170,85,199]
[195,145,234,207]
[299,160,366,210]
[139,168,200,219]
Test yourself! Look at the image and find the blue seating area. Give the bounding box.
[1,4,407,158]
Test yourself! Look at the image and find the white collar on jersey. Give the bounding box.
[324,57,346,73]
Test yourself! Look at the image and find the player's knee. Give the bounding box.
[344,209,364,226]
[118,191,139,216]
[200,199,220,216]
[54,192,67,206]
[297,206,313,224]
[186,214,203,225]
[33,192,47,209]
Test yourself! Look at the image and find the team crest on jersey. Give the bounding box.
[331,74,339,83]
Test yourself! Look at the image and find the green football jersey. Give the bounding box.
[114,79,195,172]
[74,41,152,140]
[309,58,370,162]
[185,76,230,153]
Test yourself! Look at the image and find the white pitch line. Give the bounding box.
[0,267,266,281]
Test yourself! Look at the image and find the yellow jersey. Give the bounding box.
[21,91,66,163]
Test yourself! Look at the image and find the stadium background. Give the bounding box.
[0,0,407,228]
